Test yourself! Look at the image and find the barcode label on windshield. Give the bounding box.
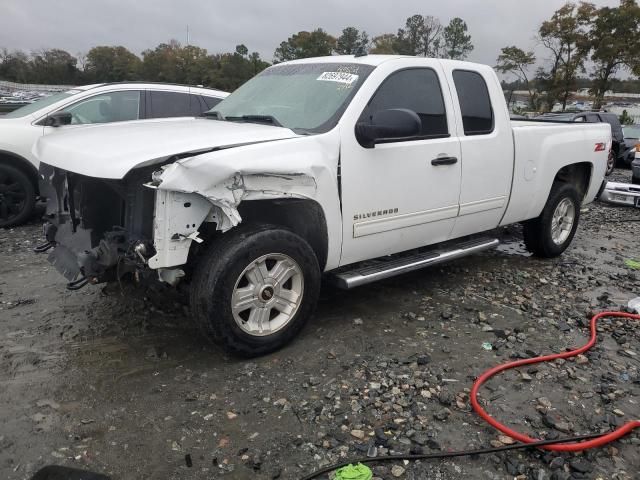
[317,72,359,84]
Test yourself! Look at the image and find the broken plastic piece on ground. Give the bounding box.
[334,463,373,480]
[66,276,89,291]
[482,341,493,351]
[629,297,640,314]
[33,241,54,253]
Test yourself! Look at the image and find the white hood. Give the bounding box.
[33,117,299,179]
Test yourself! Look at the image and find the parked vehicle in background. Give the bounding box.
[622,124,640,166]
[35,55,609,356]
[534,111,627,175]
[0,83,228,227]
[600,181,640,206]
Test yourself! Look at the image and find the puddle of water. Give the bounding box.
[495,240,532,257]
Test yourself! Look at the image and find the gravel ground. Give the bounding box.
[1,169,639,480]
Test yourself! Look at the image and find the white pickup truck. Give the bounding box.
[34,55,610,356]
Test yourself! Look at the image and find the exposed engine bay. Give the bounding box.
[37,164,160,288]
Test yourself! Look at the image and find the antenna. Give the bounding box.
[186,25,191,95]
[354,45,368,58]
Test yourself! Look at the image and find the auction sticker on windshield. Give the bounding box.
[317,71,359,84]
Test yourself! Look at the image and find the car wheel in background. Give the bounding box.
[605,150,616,176]
[0,164,36,228]
[189,224,321,357]
[522,182,581,258]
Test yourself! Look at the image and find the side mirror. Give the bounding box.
[355,108,421,148]
[44,112,72,127]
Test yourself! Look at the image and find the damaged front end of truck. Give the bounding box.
[34,127,334,291]
[36,162,170,289]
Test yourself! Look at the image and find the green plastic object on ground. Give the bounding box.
[625,259,640,270]
[334,463,373,480]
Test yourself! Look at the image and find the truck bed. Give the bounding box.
[499,120,610,226]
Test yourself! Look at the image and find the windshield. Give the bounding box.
[211,62,375,133]
[2,89,83,118]
[623,125,640,138]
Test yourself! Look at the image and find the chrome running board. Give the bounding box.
[329,237,499,289]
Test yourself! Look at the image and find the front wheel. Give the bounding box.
[523,183,581,258]
[0,164,36,228]
[189,225,321,357]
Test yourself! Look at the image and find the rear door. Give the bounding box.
[442,66,514,238]
[339,61,462,265]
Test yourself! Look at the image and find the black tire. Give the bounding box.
[633,174,640,185]
[189,224,321,357]
[0,163,36,228]
[605,150,616,176]
[522,183,581,258]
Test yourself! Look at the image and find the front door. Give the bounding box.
[339,64,462,266]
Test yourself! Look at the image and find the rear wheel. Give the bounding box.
[523,183,581,258]
[189,224,321,357]
[0,164,35,228]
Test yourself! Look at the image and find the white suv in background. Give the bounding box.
[0,83,228,227]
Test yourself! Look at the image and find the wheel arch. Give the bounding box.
[194,198,329,271]
[236,198,329,271]
[551,162,592,201]
[0,150,39,195]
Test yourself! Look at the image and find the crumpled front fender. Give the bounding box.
[147,131,342,271]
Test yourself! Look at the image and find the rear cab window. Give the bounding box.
[452,70,494,135]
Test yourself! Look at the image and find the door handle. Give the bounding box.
[431,156,458,166]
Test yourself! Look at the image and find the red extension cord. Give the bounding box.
[471,311,640,451]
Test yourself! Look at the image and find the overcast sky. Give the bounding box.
[1,0,621,75]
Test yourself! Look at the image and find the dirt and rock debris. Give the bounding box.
[1,169,639,480]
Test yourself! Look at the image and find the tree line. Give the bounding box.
[497,0,640,111]
[0,42,270,91]
[2,1,639,110]
[0,14,473,91]
[274,15,473,61]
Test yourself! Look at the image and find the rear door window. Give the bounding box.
[586,114,600,122]
[452,70,494,135]
[148,91,199,118]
